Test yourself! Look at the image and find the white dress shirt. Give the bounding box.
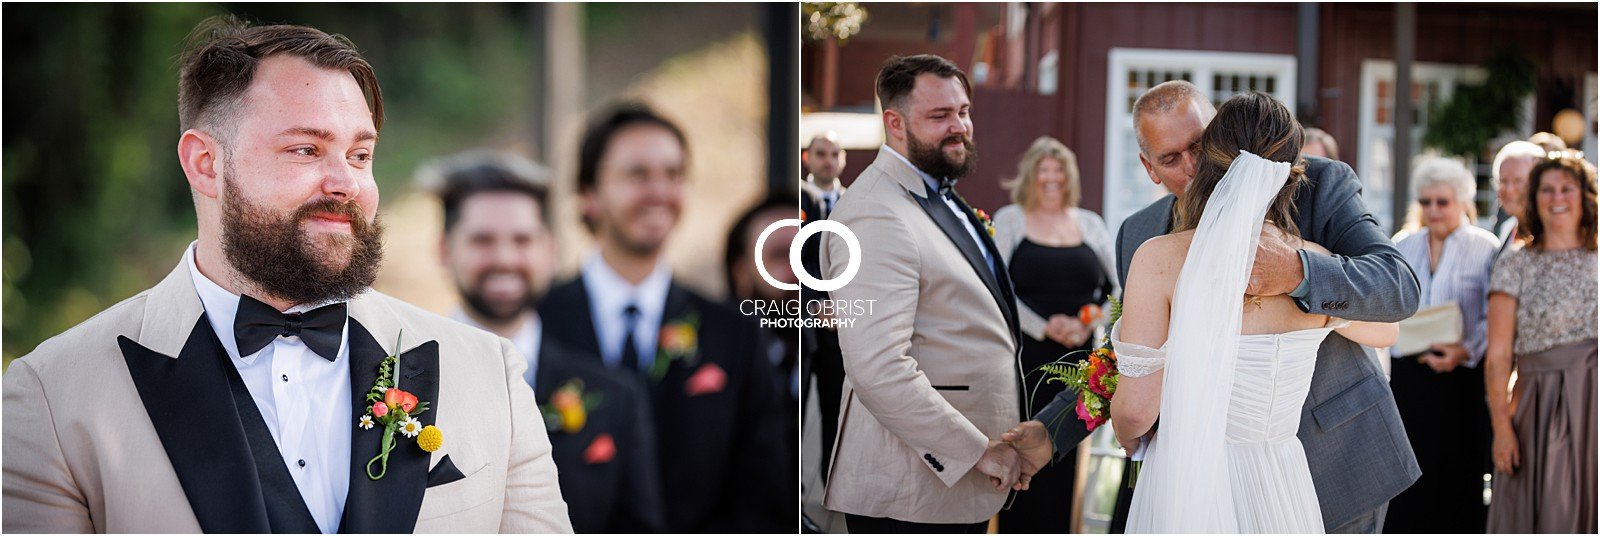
[184,243,351,533]
[808,175,843,215]
[882,144,997,275]
[581,252,672,373]
[452,311,541,388]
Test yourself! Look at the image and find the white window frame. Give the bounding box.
[1102,48,1296,231]
[1357,59,1536,231]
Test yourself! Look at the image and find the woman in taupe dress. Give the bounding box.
[1484,152,1598,533]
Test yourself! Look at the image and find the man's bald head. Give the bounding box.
[1133,80,1215,156]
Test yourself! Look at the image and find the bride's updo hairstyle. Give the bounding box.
[1173,91,1307,236]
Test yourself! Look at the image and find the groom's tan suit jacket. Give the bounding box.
[2,259,572,533]
[820,148,1021,524]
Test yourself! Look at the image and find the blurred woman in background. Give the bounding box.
[1383,157,1499,534]
[1484,152,1598,533]
[991,136,1118,532]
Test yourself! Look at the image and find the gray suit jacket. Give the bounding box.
[1035,156,1422,530]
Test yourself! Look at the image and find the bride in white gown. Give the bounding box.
[1110,92,1397,533]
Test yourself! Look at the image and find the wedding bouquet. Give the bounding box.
[1037,296,1146,486]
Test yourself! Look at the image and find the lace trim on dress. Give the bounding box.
[1111,323,1167,378]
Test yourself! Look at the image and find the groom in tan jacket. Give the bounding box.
[820,54,1024,533]
[2,18,570,533]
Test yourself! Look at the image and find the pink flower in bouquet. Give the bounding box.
[371,400,388,418]
[1075,397,1107,431]
[1084,359,1107,398]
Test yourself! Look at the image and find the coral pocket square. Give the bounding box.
[684,362,727,397]
[584,433,617,464]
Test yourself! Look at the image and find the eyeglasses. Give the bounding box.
[1417,197,1453,207]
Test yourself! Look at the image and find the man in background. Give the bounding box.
[1491,140,1546,255]
[540,103,793,532]
[429,150,665,533]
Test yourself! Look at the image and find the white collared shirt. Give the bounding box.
[453,311,542,388]
[581,251,672,373]
[184,243,351,533]
[882,144,996,273]
[807,175,843,214]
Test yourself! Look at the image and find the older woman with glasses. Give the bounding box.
[1485,152,1598,533]
[1383,157,1501,534]
[991,136,1117,532]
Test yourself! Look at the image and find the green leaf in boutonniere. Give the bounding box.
[358,330,439,480]
[648,312,701,383]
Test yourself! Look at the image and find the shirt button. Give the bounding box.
[281,374,289,383]
[298,459,306,468]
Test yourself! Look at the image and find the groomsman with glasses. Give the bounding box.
[539,103,793,533]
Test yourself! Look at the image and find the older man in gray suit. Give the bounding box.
[1005,81,1421,533]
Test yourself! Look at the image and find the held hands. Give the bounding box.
[1000,420,1054,491]
[975,439,1022,492]
[1421,343,1469,373]
[1045,315,1090,348]
[1247,231,1305,296]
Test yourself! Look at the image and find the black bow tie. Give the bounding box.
[937,177,958,198]
[234,294,347,361]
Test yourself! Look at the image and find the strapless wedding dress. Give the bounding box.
[1119,319,1344,533]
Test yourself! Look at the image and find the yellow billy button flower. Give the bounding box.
[560,405,587,433]
[417,425,443,453]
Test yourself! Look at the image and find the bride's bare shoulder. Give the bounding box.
[1129,231,1194,278]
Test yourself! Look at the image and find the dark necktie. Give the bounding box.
[234,294,346,361]
[618,304,642,374]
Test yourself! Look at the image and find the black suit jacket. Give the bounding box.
[534,335,666,533]
[539,278,793,533]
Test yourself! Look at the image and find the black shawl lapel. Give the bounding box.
[118,315,273,533]
[949,191,1022,339]
[911,184,1014,332]
[338,318,440,534]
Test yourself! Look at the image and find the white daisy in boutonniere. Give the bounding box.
[399,417,423,438]
[649,312,701,383]
[359,330,438,481]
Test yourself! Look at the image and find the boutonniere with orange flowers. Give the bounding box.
[1078,303,1105,327]
[974,208,997,237]
[648,312,701,383]
[359,331,442,480]
[540,379,604,434]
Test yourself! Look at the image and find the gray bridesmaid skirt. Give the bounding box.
[1486,338,1597,533]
